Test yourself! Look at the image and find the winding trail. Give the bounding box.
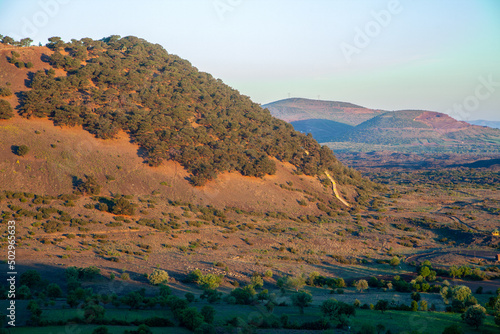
[324,171,350,207]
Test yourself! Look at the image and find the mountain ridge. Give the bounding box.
[264,98,500,153]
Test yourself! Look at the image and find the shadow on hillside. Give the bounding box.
[0,262,196,299]
[24,71,35,88]
[40,53,51,63]
[449,158,500,169]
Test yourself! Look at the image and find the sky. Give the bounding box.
[0,0,499,120]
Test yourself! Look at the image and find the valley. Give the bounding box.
[0,36,499,334]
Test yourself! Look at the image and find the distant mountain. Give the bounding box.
[339,110,500,150]
[290,119,353,143]
[263,99,500,153]
[262,98,386,125]
[467,120,500,129]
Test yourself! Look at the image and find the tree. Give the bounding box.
[20,37,33,47]
[197,273,222,290]
[84,303,105,323]
[148,269,169,285]
[286,274,307,291]
[419,300,428,311]
[2,36,14,45]
[229,285,256,305]
[441,285,474,309]
[201,305,215,324]
[450,266,462,279]
[0,100,14,119]
[411,300,418,312]
[250,274,264,289]
[46,283,63,298]
[375,299,389,313]
[15,145,30,157]
[321,298,355,321]
[27,300,42,325]
[390,256,400,267]
[420,266,431,279]
[291,291,312,314]
[17,285,32,299]
[461,304,486,329]
[179,307,204,331]
[20,270,41,288]
[355,279,369,292]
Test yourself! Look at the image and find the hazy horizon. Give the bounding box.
[0,0,499,121]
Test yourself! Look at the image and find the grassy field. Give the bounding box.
[8,307,499,334]
[9,325,191,334]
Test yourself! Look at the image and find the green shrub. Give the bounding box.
[15,145,30,156]
[0,87,13,97]
[148,269,169,285]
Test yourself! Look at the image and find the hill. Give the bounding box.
[336,110,500,153]
[263,98,500,153]
[262,97,386,125]
[0,36,376,211]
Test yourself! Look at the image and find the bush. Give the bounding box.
[390,256,400,267]
[20,270,41,288]
[46,283,63,298]
[291,291,312,314]
[461,304,486,329]
[179,307,204,331]
[15,145,30,156]
[148,269,169,285]
[230,286,256,305]
[0,87,13,96]
[76,175,101,195]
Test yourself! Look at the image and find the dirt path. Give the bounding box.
[449,215,478,232]
[405,248,498,264]
[324,171,350,207]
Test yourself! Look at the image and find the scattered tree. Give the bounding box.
[355,279,369,292]
[390,256,400,267]
[461,304,486,329]
[291,291,312,314]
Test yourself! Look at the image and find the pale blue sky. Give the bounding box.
[0,0,499,120]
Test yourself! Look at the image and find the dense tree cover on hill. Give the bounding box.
[13,36,368,190]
